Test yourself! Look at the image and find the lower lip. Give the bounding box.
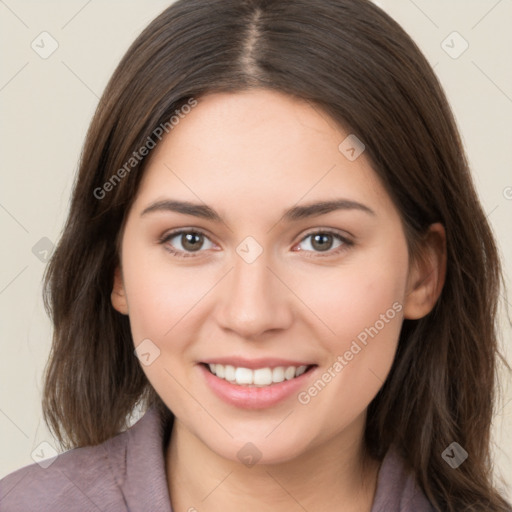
[199,364,316,409]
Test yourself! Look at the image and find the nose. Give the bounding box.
[215,250,294,339]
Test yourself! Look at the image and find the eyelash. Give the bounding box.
[158,228,354,259]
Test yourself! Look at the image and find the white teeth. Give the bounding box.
[272,367,285,383]
[253,368,273,386]
[296,365,308,377]
[224,364,236,381]
[207,363,311,387]
[215,364,225,378]
[284,366,296,380]
[235,367,253,385]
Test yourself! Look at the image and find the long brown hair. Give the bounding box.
[42,0,510,510]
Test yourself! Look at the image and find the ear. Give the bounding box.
[111,266,129,315]
[403,223,447,320]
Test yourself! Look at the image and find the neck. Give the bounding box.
[165,414,381,512]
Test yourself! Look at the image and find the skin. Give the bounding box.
[111,89,446,512]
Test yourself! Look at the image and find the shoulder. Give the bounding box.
[0,429,129,512]
[0,405,173,512]
[371,447,435,512]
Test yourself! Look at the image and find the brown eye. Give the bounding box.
[298,232,345,252]
[160,229,215,257]
[310,233,335,251]
[180,232,204,252]
[296,230,353,258]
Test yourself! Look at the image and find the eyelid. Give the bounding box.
[298,227,353,242]
[159,227,211,242]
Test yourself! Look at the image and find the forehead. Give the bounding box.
[132,89,394,222]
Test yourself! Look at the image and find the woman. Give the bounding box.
[1,0,510,510]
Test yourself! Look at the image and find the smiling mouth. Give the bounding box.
[201,362,317,387]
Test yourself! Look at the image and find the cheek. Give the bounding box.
[294,238,408,407]
[302,244,407,350]
[310,247,407,412]
[121,241,212,343]
[120,245,210,413]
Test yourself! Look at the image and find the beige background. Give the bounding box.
[0,0,511,496]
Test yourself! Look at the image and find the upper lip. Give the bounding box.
[200,357,316,370]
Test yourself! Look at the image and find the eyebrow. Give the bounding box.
[140,198,375,222]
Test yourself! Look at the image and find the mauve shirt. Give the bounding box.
[0,406,434,511]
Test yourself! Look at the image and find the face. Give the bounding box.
[112,89,438,465]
